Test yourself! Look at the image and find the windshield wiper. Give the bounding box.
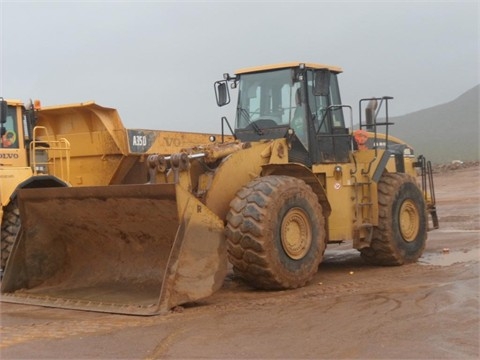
[237,107,263,135]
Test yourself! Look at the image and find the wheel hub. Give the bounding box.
[281,207,312,259]
[399,199,420,242]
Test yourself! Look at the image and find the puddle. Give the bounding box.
[434,229,480,233]
[324,247,480,267]
[419,248,480,266]
[323,240,480,267]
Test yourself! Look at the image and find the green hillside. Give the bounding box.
[387,85,479,164]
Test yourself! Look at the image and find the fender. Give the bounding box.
[261,162,332,217]
[11,175,69,201]
[372,145,407,183]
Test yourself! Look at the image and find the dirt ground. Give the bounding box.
[0,164,479,359]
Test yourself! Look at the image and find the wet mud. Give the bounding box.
[0,165,479,359]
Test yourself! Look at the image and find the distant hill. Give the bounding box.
[387,85,479,164]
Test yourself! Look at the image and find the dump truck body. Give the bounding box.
[34,101,230,186]
[0,99,230,270]
[1,63,437,315]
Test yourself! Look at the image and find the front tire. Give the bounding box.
[225,175,326,289]
[361,173,427,265]
[1,201,20,270]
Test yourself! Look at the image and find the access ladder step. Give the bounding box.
[358,202,373,206]
[359,223,373,228]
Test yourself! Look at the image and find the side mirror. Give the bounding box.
[0,99,7,124]
[313,70,330,96]
[214,80,230,107]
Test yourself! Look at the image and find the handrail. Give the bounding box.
[30,126,71,182]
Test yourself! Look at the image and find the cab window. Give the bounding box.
[306,70,345,133]
[329,74,345,128]
[1,106,19,148]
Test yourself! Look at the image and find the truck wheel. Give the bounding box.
[361,173,427,265]
[1,201,20,270]
[225,175,326,289]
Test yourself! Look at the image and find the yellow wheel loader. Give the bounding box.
[0,62,438,315]
[0,98,228,271]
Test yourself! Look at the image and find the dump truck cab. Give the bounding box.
[0,98,71,191]
[1,98,27,151]
[0,98,45,171]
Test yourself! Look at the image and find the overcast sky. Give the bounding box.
[1,0,478,133]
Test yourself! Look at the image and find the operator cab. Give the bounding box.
[215,62,351,166]
[0,99,20,148]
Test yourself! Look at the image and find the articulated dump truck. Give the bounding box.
[1,63,438,315]
[0,99,227,270]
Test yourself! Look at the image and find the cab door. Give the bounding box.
[309,70,351,164]
[0,101,29,167]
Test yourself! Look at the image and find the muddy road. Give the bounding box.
[1,165,479,359]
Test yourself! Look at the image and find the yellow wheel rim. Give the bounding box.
[399,199,420,242]
[281,207,312,259]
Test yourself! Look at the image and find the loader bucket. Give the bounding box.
[0,184,228,315]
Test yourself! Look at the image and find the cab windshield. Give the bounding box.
[236,69,298,129]
[235,68,345,131]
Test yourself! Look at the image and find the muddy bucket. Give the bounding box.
[1,184,227,315]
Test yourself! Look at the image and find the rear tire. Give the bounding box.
[361,173,427,265]
[1,201,20,270]
[225,175,326,289]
